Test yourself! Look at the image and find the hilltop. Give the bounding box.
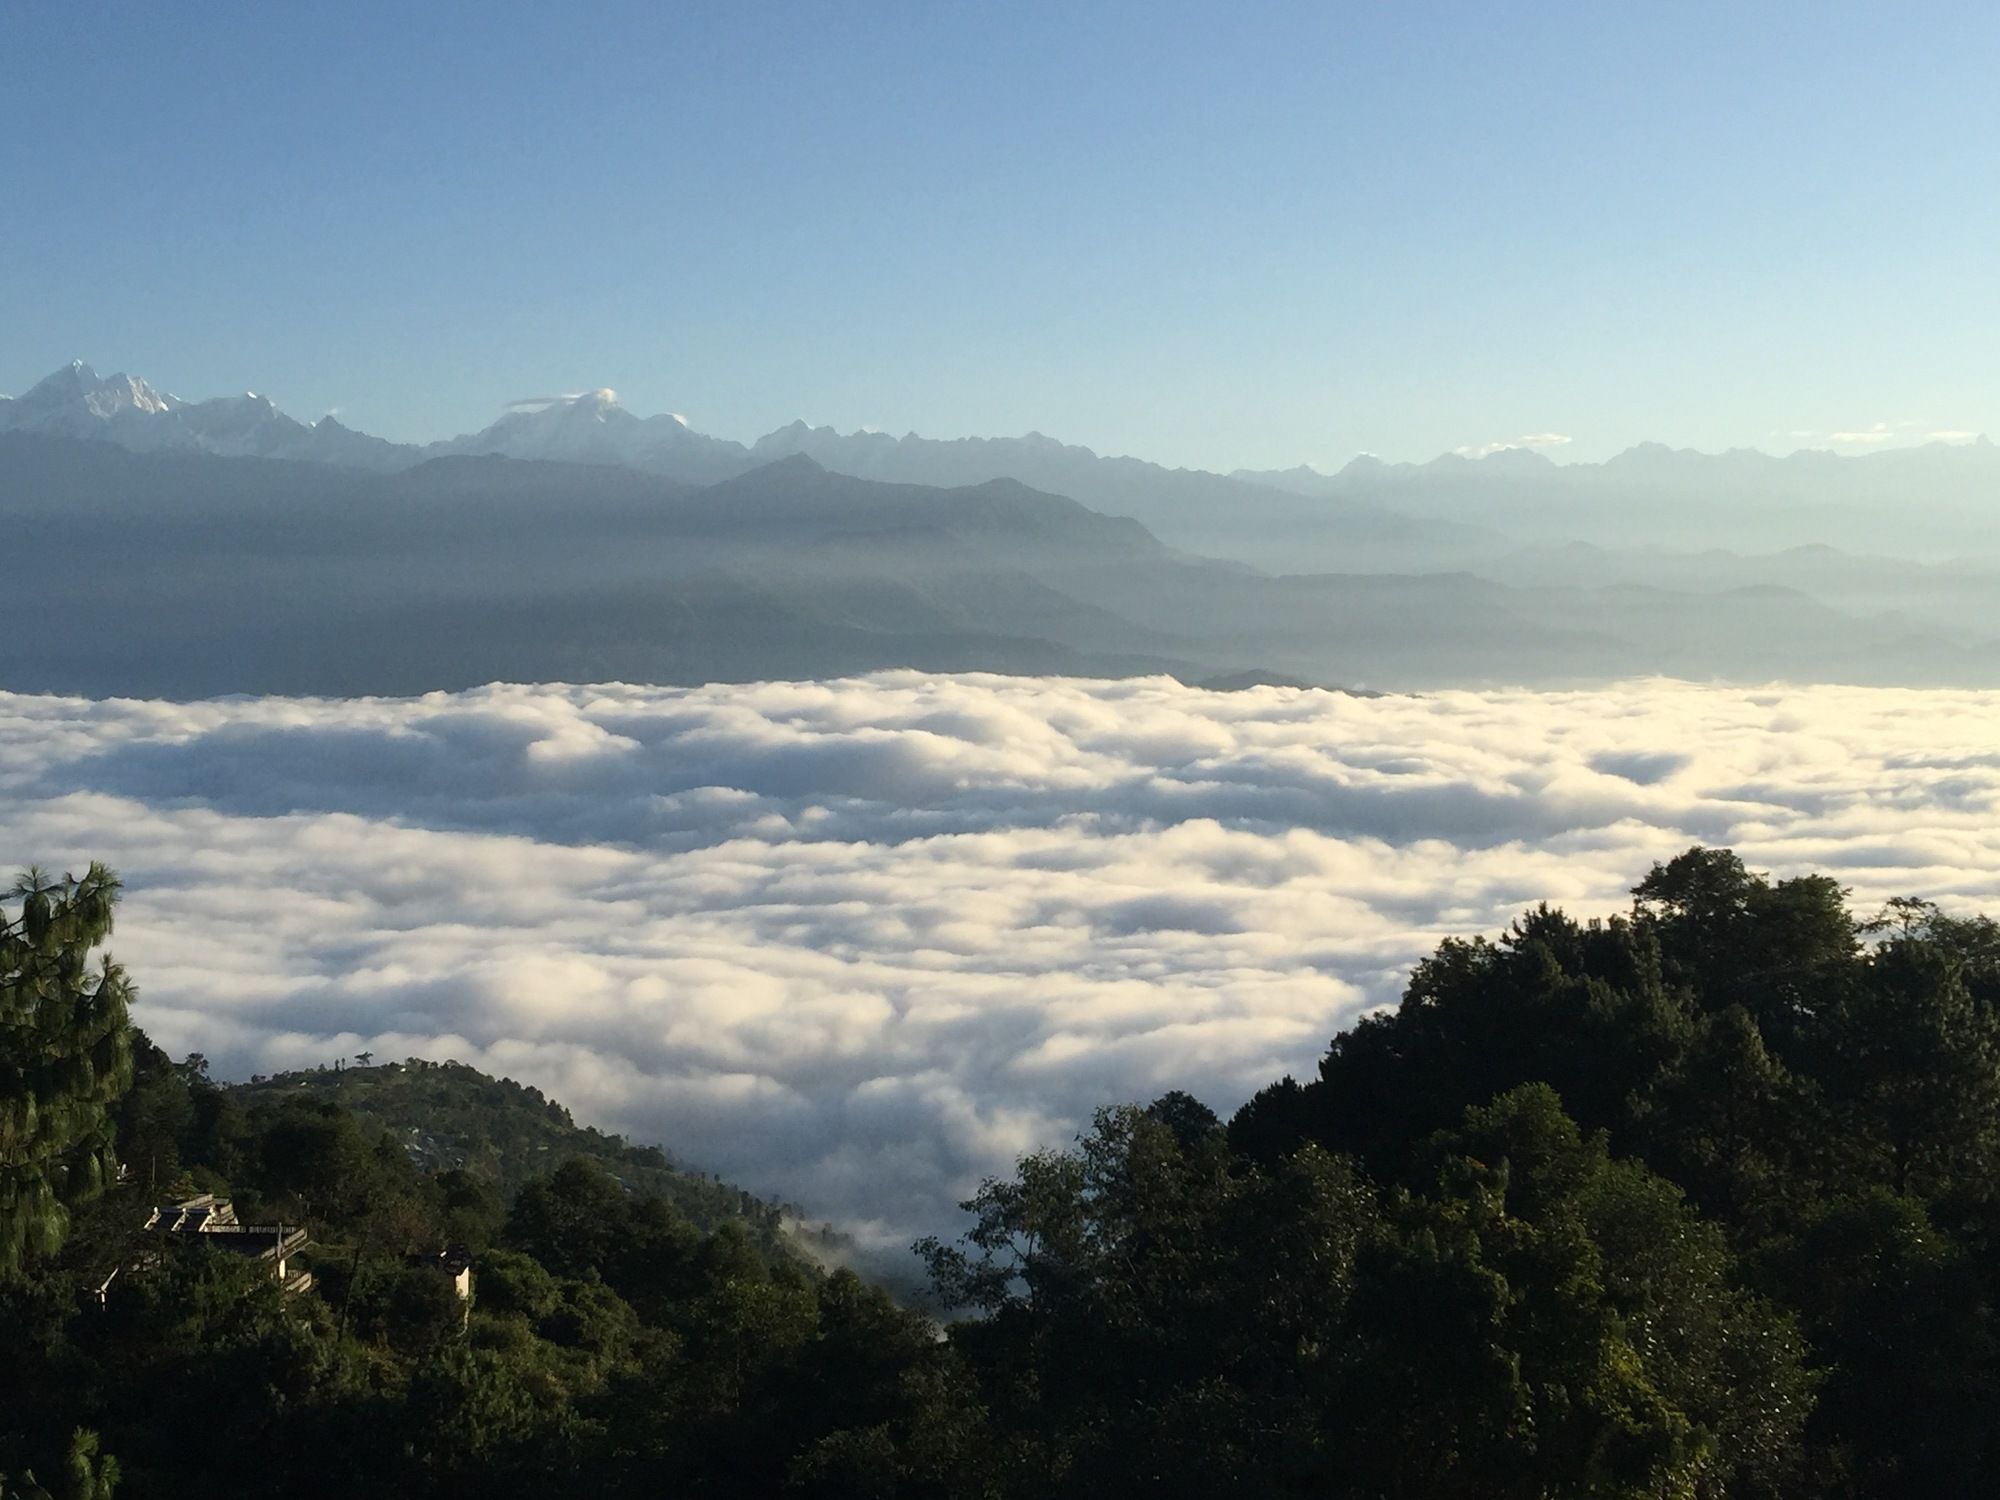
[228,1057,856,1270]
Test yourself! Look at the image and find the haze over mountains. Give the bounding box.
[4,360,1998,697]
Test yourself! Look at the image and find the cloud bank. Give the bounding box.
[1455,431,1574,458]
[1796,418,1985,452]
[3,673,1998,1252]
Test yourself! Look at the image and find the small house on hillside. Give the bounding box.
[143,1194,313,1294]
[408,1242,474,1302]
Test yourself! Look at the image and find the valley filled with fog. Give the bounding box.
[7,363,2000,1253]
[16,9,2000,1490]
[7,671,1997,1254]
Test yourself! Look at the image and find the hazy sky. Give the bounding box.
[5,0,1996,469]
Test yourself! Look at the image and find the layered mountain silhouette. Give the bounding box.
[4,360,1997,696]
[1234,438,2000,560]
[2,426,1993,699]
[10,360,1997,566]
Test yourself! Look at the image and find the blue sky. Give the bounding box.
[4,0,1996,468]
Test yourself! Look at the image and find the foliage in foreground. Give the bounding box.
[5,849,2000,1497]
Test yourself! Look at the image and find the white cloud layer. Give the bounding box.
[4,674,1999,1252]
[1798,419,1985,452]
[1455,431,1574,458]
[1830,423,1900,446]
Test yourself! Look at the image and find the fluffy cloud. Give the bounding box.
[1808,420,1984,451]
[4,673,2000,1257]
[504,392,601,409]
[1455,432,1574,458]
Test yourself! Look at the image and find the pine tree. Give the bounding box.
[0,864,134,1276]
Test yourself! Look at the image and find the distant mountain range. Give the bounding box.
[2,428,1993,698]
[0,361,412,470]
[19,360,1995,567]
[3,359,1998,696]
[1234,438,2000,559]
[0,363,1451,567]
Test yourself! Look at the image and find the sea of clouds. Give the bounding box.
[4,673,1999,1255]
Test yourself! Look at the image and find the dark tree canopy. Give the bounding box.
[6,847,2000,1499]
[0,865,133,1277]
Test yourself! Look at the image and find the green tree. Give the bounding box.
[1861,897,2000,1009]
[1638,1004,1815,1236]
[1344,1085,1809,1499]
[353,1261,467,1357]
[253,1101,374,1224]
[431,1167,507,1252]
[403,1344,572,1488]
[1633,848,1857,1049]
[57,1431,118,1500]
[1765,1189,1995,1496]
[921,1099,1380,1495]
[0,866,133,1276]
[1821,936,2000,1196]
[109,1034,194,1197]
[1286,903,1692,1179]
[503,1159,631,1279]
[0,1429,121,1500]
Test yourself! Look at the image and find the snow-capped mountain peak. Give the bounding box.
[16,360,180,419]
[0,361,411,470]
[427,387,747,479]
[18,359,105,402]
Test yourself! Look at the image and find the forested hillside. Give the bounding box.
[228,1060,800,1251]
[6,853,2000,1496]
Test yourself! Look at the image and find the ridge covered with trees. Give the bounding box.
[225,1058,822,1258]
[4,851,1999,1496]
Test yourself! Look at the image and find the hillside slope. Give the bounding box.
[228,1058,852,1266]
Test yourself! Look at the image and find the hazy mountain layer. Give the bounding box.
[1236,438,2000,561]
[1,433,1992,696]
[422,390,1479,567]
[25,360,1998,578]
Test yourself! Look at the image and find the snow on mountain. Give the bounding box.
[427,389,751,481]
[0,362,187,449]
[749,418,902,468]
[0,361,415,470]
[15,357,1996,563]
